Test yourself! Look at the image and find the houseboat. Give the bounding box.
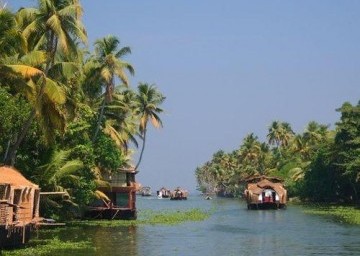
[85,167,139,220]
[243,175,287,210]
[157,187,171,198]
[140,186,152,196]
[0,166,42,248]
[170,187,189,200]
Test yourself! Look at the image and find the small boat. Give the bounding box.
[170,187,188,200]
[243,175,287,210]
[157,187,171,199]
[141,186,152,196]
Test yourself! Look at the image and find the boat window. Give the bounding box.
[116,193,129,207]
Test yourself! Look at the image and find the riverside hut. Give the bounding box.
[243,175,287,209]
[85,167,140,220]
[0,166,42,248]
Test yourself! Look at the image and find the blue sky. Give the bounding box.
[9,1,360,192]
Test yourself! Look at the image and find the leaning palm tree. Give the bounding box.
[91,35,135,142]
[134,83,165,171]
[1,52,67,165]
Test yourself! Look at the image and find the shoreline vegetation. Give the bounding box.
[0,0,165,220]
[195,102,360,209]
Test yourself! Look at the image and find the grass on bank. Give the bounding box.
[303,204,360,225]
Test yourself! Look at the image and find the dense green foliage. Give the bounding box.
[0,1,165,219]
[196,102,360,204]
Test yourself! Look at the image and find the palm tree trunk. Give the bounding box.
[92,99,106,142]
[135,128,147,171]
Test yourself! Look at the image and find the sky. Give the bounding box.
[8,0,360,193]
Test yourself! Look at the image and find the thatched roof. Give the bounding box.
[244,174,284,184]
[0,166,38,187]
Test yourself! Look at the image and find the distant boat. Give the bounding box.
[170,187,188,200]
[157,187,171,199]
[141,186,152,196]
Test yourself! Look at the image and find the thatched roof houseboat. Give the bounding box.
[0,166,42,248]
[243,175,287,210]
[85,167,140,220]
[140,186,152,196]
[157,187,171,198]
[170,187,188,200]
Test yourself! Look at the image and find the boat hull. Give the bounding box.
[0,225,32,249]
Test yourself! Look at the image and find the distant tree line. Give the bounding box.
[196,101,360,204]
[0,0,165,218]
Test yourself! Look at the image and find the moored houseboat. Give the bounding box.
[243,175,287,210]
[0,166,42,248]
[170,187,189,200]
[85,167,139,220]
[157,187,171,198]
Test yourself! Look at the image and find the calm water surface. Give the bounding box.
[31,196,360,255]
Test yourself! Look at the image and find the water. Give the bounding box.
[29,196,360,255]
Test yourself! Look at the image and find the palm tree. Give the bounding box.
[267,121,294,157]
[103,88,138,152]
[91,35,135,142]
[134,83,165,171]
[2,0,87,165]
[267,121,283,148]
[17,0,87,72]
[1,52,67,165]
[0,8,26,57]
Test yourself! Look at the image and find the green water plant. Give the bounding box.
[1,238,95,256]
[303,204,360,225]
[68,208,211,227]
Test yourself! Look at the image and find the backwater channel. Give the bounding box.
[4,195,360,255]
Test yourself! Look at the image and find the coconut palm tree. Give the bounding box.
[0,8,26,57]
[2,0,87,165]
[267,121,294,157]
[1,53,67,165]
[17,0,87,72]
[91,35,135,142]
[103,88,138,152]
[267,121,282,148]
[134,83,165,171]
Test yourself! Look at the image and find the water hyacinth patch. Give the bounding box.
[303,204,360,225]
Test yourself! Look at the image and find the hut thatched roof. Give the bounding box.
[0,166,38,187]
